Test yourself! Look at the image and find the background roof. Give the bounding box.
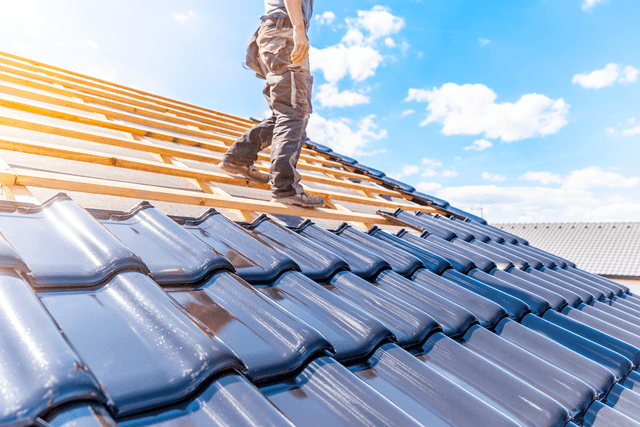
[494,222,640,278]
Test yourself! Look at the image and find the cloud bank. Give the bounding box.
[406,83,569,142]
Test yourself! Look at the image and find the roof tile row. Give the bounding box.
[2,197,640,427]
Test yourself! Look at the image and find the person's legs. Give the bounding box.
[222,20,323,206]
[222,115,276,167]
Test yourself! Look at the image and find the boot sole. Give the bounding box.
[219,163,269,184]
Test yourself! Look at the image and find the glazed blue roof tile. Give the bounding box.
[260,271,393,364]
[379,209,459,241]
[91,202,234,286]
[416,332,571,427]
[369,226,452,275]
[241,215,348,281]
[377,176,416,193]
[350,163,386,178]
[0,270,106,426]
[327,270,440,347]
[172,209,300,284]
[39,270,245,416]
[334,223,424,277]
[0,195,149,289]
[6,192,640,426]
[294,221,390,279]
[117,374,298,427]
[410,192,450,208]
[168,271,333,382]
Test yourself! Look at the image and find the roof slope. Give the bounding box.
[3,51,640,427]
[495,222,640,278]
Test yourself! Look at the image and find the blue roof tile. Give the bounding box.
[242,215,348,281]
[92,203,234,286]
[0,271,106,426]
[172,209,300,284]
[0,195,149,289]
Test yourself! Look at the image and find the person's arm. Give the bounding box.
[283,0,309,65]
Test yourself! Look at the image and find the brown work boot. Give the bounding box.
[219,161,269,184]
[272,192,325,208]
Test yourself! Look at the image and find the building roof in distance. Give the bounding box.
[494,222,640,279]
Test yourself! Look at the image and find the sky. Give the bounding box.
[0,0,638,223]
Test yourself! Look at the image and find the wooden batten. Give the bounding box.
[0,49,429,225]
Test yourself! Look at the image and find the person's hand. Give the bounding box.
[291,25,309,65]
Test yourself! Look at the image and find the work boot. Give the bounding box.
[219,161,269,184]
[272,192,325,208]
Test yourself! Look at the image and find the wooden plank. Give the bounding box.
[0,55,383,175]
[0,115,402,197]
[2,185,39,203]
[9,168,391,225]
[0,51,255,128]
[0,155,38,203]
[0,83,243,142]
[0,156,17,185]
[0,135,423,211]
[0,69,247,135]
[0,106,385,187]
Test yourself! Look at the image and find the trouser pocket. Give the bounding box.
[292,72,313,114]
[259,37,291,75]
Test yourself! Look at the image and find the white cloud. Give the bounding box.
[0,1,44,39]
[623,124,640,136]
[401,109,415,117]
[406,83,569,142]
[518,168,637,189]
[85,40,100,51]
[482,172,506,182]
[572,63,638,89]
[173,10,194,24]
[347,5,405,43]
[619,65,639,83]
[310,44,383,83]
[416,182,443,193]
[422,158,442,167]
[562,167,639,190]
[478,38,491,47]
[520,171,563,185]
[582,0,608,11]
[426,167,640,222]
[388,164,420,179]
[310,6,404,108]
[315,83,370,108]
[315,11,336,25]
[464,139,493,151]
[307,113,387,157]
[441,167,458,178]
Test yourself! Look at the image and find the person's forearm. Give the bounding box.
[283,0,304,29]
[283,0,309,64]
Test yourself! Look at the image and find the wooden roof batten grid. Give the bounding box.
[0,50,442,227]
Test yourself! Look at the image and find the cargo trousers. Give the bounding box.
[222,17,313,197]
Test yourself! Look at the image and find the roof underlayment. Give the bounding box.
[2,51,640,427]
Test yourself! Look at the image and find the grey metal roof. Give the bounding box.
[494,222,640,278]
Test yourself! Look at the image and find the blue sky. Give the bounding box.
[0,0,638,223]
